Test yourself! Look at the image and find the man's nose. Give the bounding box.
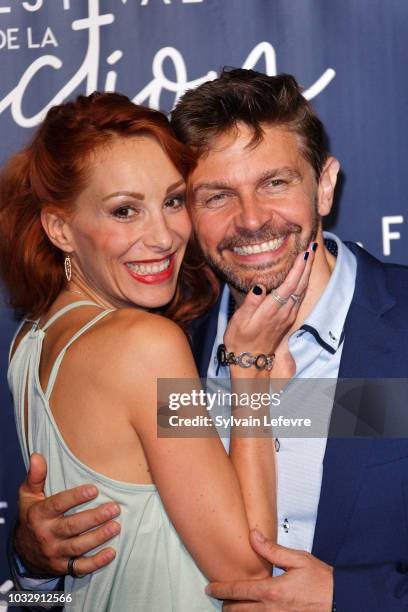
[234,194,270,232]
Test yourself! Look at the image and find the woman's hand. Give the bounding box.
[224,244,316,358]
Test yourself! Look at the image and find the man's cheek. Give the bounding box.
[192,219,212,249]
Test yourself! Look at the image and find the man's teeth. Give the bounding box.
[233,237,285,256]
[126,258,170,275]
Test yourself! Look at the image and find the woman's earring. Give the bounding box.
[64,255,72,282]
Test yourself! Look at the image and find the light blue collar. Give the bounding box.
[299,232,357,353]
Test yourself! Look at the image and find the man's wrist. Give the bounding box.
[13,522,57,580]
[13,550,57,581]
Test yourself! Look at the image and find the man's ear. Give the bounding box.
[40,209,74,253]
[317,156,340,217]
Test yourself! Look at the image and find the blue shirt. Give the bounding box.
[207,232,357,566]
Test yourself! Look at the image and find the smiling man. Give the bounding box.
[170,69,408,611]
[10,70,408,612]
[190,124,324,294]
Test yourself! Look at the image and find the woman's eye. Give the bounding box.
[113,206,137,219]
[165,194,185,209]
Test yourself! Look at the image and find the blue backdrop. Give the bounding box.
[0,0,407,593]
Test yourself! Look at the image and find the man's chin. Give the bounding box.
[211,266,294,294]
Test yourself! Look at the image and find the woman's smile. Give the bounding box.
[124,252,176,284]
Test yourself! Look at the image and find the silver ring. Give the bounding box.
[290,293,301,304]
[271,290,288,306]
[67,556,80,578]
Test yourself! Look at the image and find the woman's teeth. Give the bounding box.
[126,257,170,275]
[233,237,285,256]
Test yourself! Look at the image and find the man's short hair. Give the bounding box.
[171,68,329,179]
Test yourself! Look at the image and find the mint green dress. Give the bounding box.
[8,301,222,611]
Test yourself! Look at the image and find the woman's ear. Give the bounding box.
[41,209,74,253]
[317,156,340,217]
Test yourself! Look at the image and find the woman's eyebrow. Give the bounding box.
[166,179,185,195]
[102,190,145,201]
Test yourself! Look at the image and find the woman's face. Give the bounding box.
[66,136,192,309]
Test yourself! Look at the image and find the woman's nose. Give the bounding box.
[143,213,174,252]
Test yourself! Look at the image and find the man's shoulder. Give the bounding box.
[346,241,408,296]
[342,241,408,342]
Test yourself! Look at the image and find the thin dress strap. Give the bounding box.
[44,306,115,400]
[41,300,102,332]
[8,301,103,365]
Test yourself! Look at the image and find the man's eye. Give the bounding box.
[113,206,137,219]
[267,179,286,187]
[206,193,228,205]
[165,195,185,209]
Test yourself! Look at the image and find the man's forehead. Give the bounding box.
[205,121,298,149]
[190,124,307,186]
[194,123,303,166]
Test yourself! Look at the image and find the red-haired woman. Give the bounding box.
[0,93,309,610]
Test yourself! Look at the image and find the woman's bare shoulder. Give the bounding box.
[105,309,188,346]
[88,309,195,379]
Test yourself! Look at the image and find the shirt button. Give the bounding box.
[274,438,280,452]
[329,331,337,343]
[282,518,289,533]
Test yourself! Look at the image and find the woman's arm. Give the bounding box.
[222,247,315,552]
[115,313,271,582]
[115,248,312,583]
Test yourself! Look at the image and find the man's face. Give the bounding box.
[190,123,331,293]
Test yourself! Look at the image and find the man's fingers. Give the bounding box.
[36,484,100,519]
[206,579,270,602]
[21,453,48,497]
[250,529,305,569]
[67,546,117,577]
[223,602,263,611]
[61,519,121,560]
[56,502,121,538]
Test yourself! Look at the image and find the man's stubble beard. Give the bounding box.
[200,202,320,295]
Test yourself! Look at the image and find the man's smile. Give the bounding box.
[232,236,285,256]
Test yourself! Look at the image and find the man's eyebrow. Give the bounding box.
[192,180,234,195]
[102,190,144,201]
[257,167,302,183]
[192,167,302,195]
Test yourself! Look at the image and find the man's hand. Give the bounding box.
[14,453,121,577]
[206,529,333,611]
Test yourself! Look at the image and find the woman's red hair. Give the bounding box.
[0,92,219,324]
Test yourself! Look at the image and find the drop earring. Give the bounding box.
[64,254,72,282]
